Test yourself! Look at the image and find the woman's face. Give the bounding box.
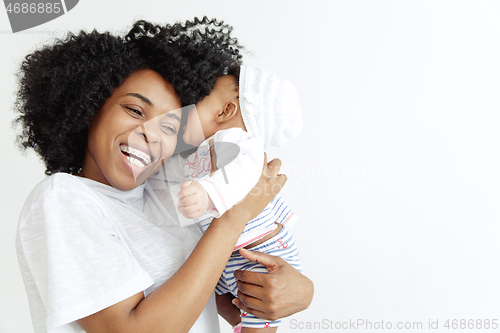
[81,69,182,190]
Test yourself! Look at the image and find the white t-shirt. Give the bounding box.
[16,173,220,333]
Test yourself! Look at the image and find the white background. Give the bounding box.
[1,1,500,332]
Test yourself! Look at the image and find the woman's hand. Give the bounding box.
[210,139,285,224]
[222,153,287,226]
[232,248,314,321]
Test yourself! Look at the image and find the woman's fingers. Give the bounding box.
[233,269,264,287]
[265,159,286,185]
[250,158,287,198]
[273,174,287,194]
[235,278,262,296]
[232,247,314,321]
[231,298,268,320]
[235,291,266,312]
[233,293,281,322]
[264,158,282,178]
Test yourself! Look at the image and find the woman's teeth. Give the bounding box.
[129,156,146,168]
[119,145,152,167]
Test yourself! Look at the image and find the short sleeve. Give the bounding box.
[17,188,154,332]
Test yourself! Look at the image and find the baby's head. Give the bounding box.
[184,65,303,149]
[183,67,245,146]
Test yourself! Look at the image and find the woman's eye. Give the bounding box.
[126,107,142,117]
[161,125,177,135]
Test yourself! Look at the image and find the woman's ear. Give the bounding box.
[215,102,239,124]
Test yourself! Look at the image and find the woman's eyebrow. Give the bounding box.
[125,93,153,106]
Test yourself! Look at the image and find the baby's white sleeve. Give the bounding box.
[199,129,264,217]
[16,189,153,332]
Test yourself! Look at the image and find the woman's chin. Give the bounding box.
[106,176,142,191]
[109,166,149,190]
[131,160,166,187]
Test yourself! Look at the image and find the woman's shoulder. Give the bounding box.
[38,172,85,188]
[19,173,103,226]
[27,172,94,200]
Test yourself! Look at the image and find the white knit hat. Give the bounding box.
[239,65,302,149]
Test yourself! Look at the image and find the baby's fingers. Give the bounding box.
[178,181,197,200]
[178,193,202,207]
[178,204,204,219]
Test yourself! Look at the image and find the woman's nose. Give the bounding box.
[138,120,161,144]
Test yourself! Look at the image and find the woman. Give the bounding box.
[14,19,313,333]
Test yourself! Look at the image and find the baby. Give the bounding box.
[169,65,302,332]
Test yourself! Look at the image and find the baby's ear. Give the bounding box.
[215,102,239,123]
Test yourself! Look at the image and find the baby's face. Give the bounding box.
[182,106,212,146]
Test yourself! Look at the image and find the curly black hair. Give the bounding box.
[14,18,244,175]
[126,17,244,106]
[14,30,147,175]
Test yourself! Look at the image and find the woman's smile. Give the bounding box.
[119,144,153,167]
[119,143,155,179]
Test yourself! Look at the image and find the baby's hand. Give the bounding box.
[177,180,213,219]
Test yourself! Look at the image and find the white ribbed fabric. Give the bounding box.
[239,65,303,149]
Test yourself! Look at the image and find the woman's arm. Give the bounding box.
[77,156,286,333]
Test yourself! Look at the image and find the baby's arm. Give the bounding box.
[176,129,264,220]
[216,293,241,327]
[198,129,265,218]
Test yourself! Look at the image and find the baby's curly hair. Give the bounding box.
[14,31,147,175]
[126,16,244,106]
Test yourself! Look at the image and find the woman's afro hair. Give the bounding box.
[126,17,244,107]
[14,17,243,175]
[14,30,147,175]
